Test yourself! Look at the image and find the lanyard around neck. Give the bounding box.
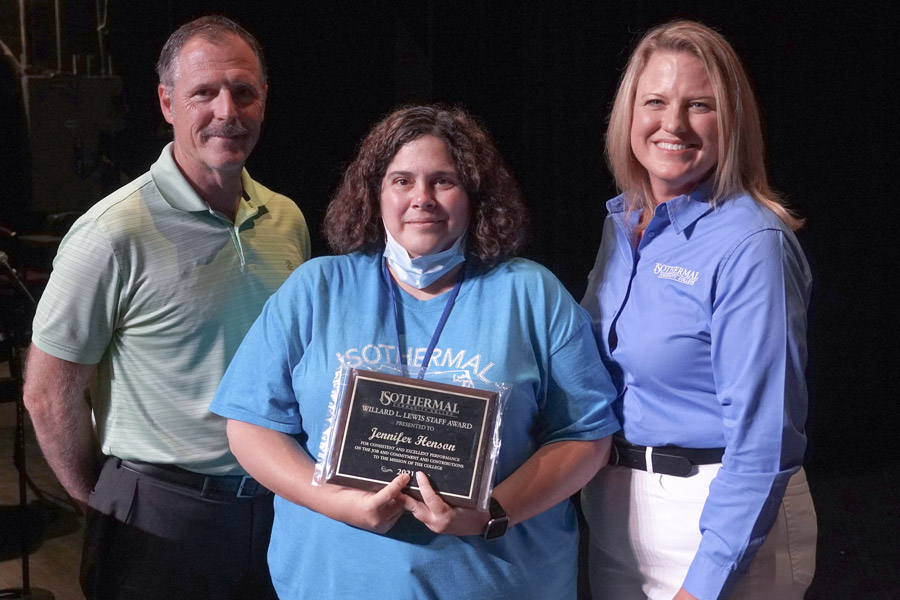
[382,259,464,380]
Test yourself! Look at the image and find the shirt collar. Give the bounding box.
[662,178,715,234]
[605,193,627,215]
[605,178,716,234]
[149,142,268,220]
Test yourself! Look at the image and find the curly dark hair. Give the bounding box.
[324,105,528,266]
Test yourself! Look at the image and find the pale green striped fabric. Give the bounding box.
[32,143,310,474]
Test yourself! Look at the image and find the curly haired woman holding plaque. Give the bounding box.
[210,105,619,599]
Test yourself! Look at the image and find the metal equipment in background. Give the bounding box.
[2,0,125,218]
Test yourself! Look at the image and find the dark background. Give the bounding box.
[2,1,898,596]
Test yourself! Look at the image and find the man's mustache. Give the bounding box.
[200,122,249,141]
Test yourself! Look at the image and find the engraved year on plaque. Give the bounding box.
[324,368,499,508]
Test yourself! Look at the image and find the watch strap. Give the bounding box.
[483,496,509,540]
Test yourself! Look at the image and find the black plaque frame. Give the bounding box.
[323,368,499,508]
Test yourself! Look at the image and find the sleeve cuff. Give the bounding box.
[208,401,302,436]
[682,553,739,600]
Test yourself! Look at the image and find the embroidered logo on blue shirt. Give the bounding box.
[654,262,699,285]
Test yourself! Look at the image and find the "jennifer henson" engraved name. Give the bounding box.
[367,427,457,452]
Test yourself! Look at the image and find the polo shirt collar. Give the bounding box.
[149,142,269,218]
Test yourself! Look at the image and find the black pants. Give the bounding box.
[81,457,277,600]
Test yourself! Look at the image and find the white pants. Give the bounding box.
[581,464,817,600]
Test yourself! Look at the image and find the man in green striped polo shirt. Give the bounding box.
[23,16,310,600]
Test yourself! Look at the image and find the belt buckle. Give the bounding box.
[608,442,621,466]
[236,474,255,498]
[650,451,694,477]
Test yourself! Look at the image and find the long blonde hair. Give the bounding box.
[606,20,802,231]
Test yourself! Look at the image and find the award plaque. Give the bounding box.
[324,368,499,508]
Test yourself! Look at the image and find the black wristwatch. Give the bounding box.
[482,496,509,540]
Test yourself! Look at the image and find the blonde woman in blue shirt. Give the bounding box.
[581,20,817,600]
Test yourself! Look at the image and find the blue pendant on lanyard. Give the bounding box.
[382,259,464,380]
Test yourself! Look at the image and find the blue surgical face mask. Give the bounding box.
[383,227,466,289]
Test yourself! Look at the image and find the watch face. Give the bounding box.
[484,516,509,540]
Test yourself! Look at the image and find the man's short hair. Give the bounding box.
[156,15,267,89]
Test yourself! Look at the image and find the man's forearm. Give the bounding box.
[29,394,98,504]
[23,345,99,505]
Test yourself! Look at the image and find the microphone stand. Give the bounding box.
[1,251,54,600]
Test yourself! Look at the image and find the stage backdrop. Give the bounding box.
[2,1,897,473]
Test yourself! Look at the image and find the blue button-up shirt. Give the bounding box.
[582,183,812,599]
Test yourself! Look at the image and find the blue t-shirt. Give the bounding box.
[581,185,811,599]
[210,252,619,599]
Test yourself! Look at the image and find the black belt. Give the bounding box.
[115,458,270,499]
[609,437,724,477]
